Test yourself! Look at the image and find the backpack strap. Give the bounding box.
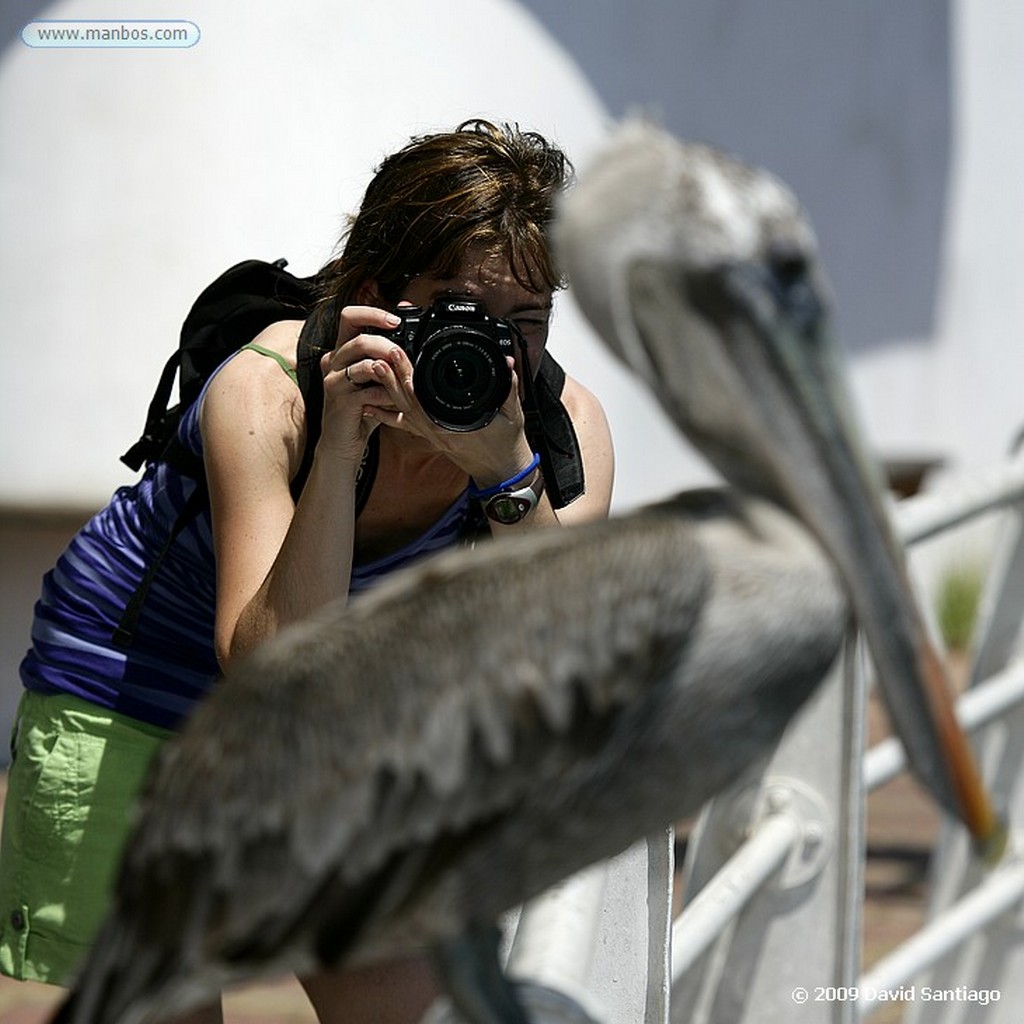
[119,350,186,473]
[289,292,383,515]
[291,293,336,500]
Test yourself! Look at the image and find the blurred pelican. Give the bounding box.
[52,123,1002,1024]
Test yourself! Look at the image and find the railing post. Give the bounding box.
[420,832,675,1024]
[670,634,866,1023]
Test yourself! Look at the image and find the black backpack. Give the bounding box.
[114,258,585,646]
[120,258,317,484]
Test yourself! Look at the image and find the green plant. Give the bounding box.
[936,562,986,652]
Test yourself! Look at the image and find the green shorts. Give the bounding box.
[0,689,171,984]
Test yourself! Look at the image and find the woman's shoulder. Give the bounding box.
[198,319,308,455]
[204,320,304,398]
[559,371,610,433]
[243,319,304,366]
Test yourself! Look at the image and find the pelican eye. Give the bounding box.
[766,243,821,333]
[767,242,809,289]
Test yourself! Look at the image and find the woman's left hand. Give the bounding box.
[361,346,535,487]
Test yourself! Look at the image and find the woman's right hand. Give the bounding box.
[316,306,404,463]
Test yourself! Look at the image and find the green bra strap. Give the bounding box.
[239,341,299,384]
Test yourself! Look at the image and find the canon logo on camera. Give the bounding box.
[445,302,476,313]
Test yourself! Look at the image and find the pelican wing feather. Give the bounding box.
[109,504,711,987]
[64,487,850,1024]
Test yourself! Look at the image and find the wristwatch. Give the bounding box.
[481,467,546,524]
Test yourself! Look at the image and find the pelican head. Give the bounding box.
[557,122,1003,856]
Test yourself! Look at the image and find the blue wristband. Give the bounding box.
[468,453,541,499]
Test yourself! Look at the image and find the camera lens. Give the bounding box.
[413,328,512,431]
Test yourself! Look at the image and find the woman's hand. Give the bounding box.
[317,306,405,464]
[361,343,535,488]
[321,303,534,486]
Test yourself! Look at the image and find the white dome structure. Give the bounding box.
[0,0,701,514]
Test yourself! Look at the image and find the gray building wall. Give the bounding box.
[520,0,951,356]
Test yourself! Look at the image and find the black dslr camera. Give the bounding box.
[376,297,519,431]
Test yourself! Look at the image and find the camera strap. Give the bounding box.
[513,329,584,510]
[514,330,548,476]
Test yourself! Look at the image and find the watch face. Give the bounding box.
[488,495,529,524]
[481,469,544,524]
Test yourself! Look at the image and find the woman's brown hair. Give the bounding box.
[316,120,573,307]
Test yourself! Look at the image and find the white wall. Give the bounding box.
[10,1,1019,514]
[927,0,1024,467]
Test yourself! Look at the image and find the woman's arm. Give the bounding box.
[202,310,401,668]
[199,328,349,668]
[361,348,614,532]
[204,315,614,666]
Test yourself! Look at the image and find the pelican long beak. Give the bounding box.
[695,260,1005,862]
[557,123,1005,860]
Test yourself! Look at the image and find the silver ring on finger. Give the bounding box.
[344,363,372,390]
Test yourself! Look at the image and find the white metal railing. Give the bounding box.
[857,857,1024,1019]
[668,811,800,979]
[863,660,1024,793]
[421,451,1024,1023]
[675,452,1024,1024]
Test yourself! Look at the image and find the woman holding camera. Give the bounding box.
[0,121,614,1023]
